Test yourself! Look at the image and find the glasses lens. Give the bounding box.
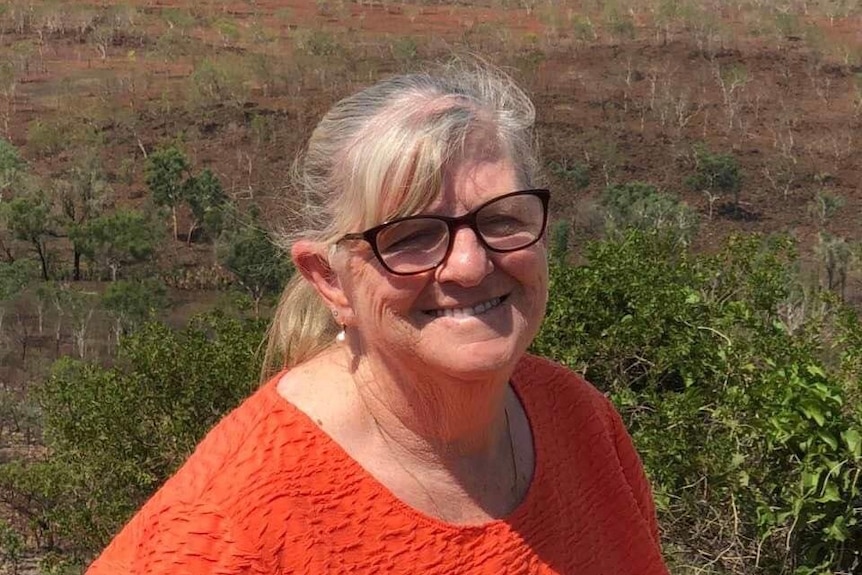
[375,218,449,273]
[477,193,545,251]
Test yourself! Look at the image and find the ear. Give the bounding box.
[291,240,352,317]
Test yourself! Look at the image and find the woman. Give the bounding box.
[88,64,670,574]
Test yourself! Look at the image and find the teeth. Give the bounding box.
[429,296,503,318]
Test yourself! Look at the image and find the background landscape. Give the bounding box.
[0,0,860,573]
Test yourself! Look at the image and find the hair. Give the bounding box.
[262,61,542,381]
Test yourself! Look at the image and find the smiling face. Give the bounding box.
[332,156,549,384]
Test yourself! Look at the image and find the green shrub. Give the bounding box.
[600,181,698,244]
[0,312,267,558]
[532,231,862,573]
[687,144,743,212]
[0,518,24,574]
[548,159,590,191]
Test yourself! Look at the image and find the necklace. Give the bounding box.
[367,404,519,522]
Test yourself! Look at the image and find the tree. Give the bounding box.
[64,286,98,359]
[600,181,698,244]
[183,168,226,244]
[548,158,590,191]
[0,139,25,262]
[102,279,167,344]
[687,144,742,218]
[58,152,111,280]
[0,259,36,334]
[74,209,161,281]
[218,216,290,317]
[549,220,571,263]
[815,232,852,297]
[2,194,56,280]
[0,138,23,200]
[145,146,189,241]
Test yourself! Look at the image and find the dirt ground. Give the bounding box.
[1,1,861,572]
[3,1,859,297]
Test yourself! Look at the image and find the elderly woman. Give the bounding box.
[88,65,670,574]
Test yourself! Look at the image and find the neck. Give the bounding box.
[350,351,514,462]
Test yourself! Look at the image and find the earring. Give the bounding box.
[332,309,346,343]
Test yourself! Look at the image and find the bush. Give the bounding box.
[600,181,698,244]
[687,144,743,212]
[0,311,267,559]
[532,230,862,573]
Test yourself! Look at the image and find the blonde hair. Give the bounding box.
[262,62,541,381]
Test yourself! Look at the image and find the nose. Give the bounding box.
[435,226,494,286]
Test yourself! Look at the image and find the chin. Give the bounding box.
[425,339,524,382]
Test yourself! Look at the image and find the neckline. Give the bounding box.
[263,362,544,533]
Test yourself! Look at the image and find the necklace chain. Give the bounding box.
[368,405,519,522]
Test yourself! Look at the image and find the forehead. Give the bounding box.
[426,158,519,215]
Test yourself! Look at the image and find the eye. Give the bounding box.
[377,219,446,253]
[479,213,528,236]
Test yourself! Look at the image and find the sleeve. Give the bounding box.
[603,399,662,547]
[86,501,269,575]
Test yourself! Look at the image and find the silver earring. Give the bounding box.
[336,326,346,343]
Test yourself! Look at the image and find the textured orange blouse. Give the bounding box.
[87,354,670,574]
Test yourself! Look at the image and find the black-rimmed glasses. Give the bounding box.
[338,189,550,275]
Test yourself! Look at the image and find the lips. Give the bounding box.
[424,295,506,318]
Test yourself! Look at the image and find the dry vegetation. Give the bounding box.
[0,0,861,573]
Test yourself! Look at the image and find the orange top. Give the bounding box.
[88,355,669,574]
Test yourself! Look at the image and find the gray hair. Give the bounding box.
[262,62,541,380]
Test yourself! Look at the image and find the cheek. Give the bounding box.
[502,249,549,319]
[501,245,548,286]
[348,262,428,322]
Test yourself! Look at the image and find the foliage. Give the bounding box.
[0,137,24,197]
[72,209,162,281]
[26,120,67,157]
[0,311,267,559]
[295,29,342,58]
[183,168,226,242]
[0,258,37,331]
[549,220,571,263]
[391,36,419,69]
[0,518,24,575]
[1,193,56,280]
[145,145,228,243]
[532,230,862,573]
[687,144,743,211]
[548,158,590,191]
[217,214,291,316]
[187,57,251,109]
[808,191,844,227]
[59,151,111,280]
[599,181,698,244]
[145,145,189,240]
[814,232,852,297]
[102,278,168,340]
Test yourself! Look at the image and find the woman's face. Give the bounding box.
[335,157,549,382]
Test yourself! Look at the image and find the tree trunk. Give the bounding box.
[35,240,49,280]
[187,219,198,245]
[172,206,179,240]
[73,249,81,281]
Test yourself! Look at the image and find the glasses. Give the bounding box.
[338,189,550,275]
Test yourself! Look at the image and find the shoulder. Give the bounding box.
[169,375,287,494]
[514,353,613,412]
[89,373,317,572]
[513,353,626,450]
